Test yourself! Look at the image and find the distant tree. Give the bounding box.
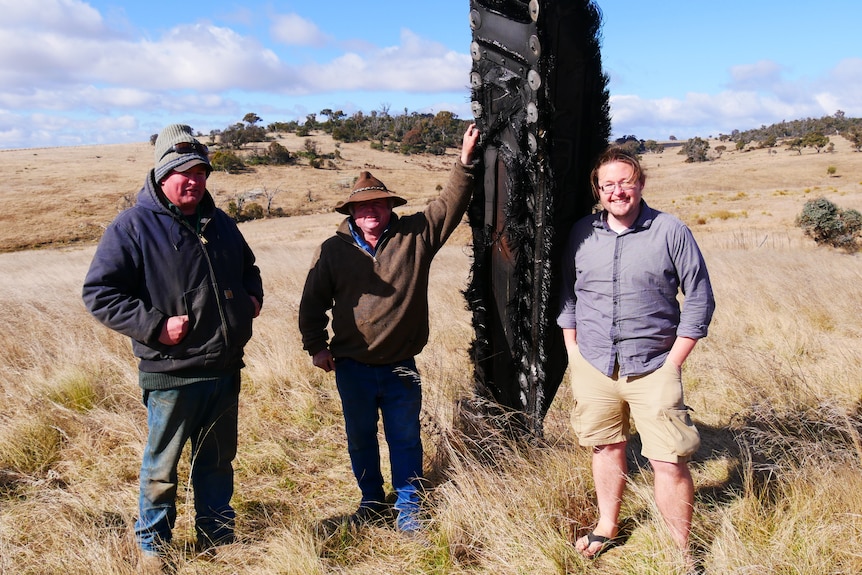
[319,109,346,133]
[760,134,777,148]
[295,114,318,137]
[787,138,804,155]
[845,129,862,152]
[243,113,262,126]
[804,132,830,153]
[219,122,266,149]
[680,137,710,162]
[303,139,319,158]
[299,139,326,167]
[332,113,367,143]
[614,134,639,145]
[714,145,727,158]
[430,111,465,149]
[267,120,299,133]
[260,186,281,216]
[618,139,641,156]
[400,128,425,154]
[643,139,664,153]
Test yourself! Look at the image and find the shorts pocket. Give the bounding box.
[660,406,701,458]
[570,400,582,437]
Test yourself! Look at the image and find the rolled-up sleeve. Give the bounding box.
[673,225,715,340]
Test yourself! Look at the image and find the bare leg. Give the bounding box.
[576,441,627,558]
[650,459,693,552]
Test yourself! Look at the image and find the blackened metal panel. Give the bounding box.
[466,0,610,434]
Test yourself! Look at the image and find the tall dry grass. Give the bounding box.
[1,139,862,574]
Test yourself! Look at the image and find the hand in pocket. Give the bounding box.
[159,315,189,345]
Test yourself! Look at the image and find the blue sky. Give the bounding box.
[1,0,860,149]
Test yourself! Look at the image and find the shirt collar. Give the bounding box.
[348,217,391,255]
[594,200,656,232]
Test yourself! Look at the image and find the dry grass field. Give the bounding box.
[1,132,861,574]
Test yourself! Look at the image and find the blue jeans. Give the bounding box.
[135,373,240,553]
[335,358,423,514]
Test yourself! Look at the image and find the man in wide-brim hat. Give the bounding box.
[334,171,407,215]
[299,124,481,535]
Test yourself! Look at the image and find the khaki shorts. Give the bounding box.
[568,350,700,463]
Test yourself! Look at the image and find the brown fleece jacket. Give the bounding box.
[299,160,477,364]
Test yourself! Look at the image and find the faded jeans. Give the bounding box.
[135,372,240,554]
[334,358,423,516]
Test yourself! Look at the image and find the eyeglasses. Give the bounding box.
[160,141,208,160]
[598,181,638,194]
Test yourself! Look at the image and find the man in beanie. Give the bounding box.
[299,124,480,534]
[82,124,263,565]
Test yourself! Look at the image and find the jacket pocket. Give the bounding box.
[177,285,223,356]
[221,286,254,348]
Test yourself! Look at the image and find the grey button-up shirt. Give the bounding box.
[557,201,715,377]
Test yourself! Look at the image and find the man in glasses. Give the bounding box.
[299,124,480,535]
[82,123,263,569]
[557,146,714,566]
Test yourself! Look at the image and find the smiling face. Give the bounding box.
[160,163,208,215]
[596,160,644,231]
[351,198,393,240]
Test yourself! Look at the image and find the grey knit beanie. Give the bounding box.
[153,124,212,183]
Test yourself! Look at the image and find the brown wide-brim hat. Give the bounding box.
[335,171,407,215]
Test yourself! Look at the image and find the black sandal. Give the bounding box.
[578,531,617,559]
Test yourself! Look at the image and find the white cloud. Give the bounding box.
[1,0,105,36]
[298,30,471,94]
[821,57,862,112]
[728,60,785,90]
[12,3,857,149]
[609,57,862,140]
[0,4,473,149]
[610,90,826,140]
[270,13,329,47]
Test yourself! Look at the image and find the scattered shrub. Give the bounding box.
[796,197,861,252]
[210,150,245,174]
[227,200,266,222]
[243,202,265,221]
[245,142,293,166]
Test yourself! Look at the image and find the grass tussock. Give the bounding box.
[1,138,862,573]
[0,416,63,476]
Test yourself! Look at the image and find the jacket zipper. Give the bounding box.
[181,215,232,354]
